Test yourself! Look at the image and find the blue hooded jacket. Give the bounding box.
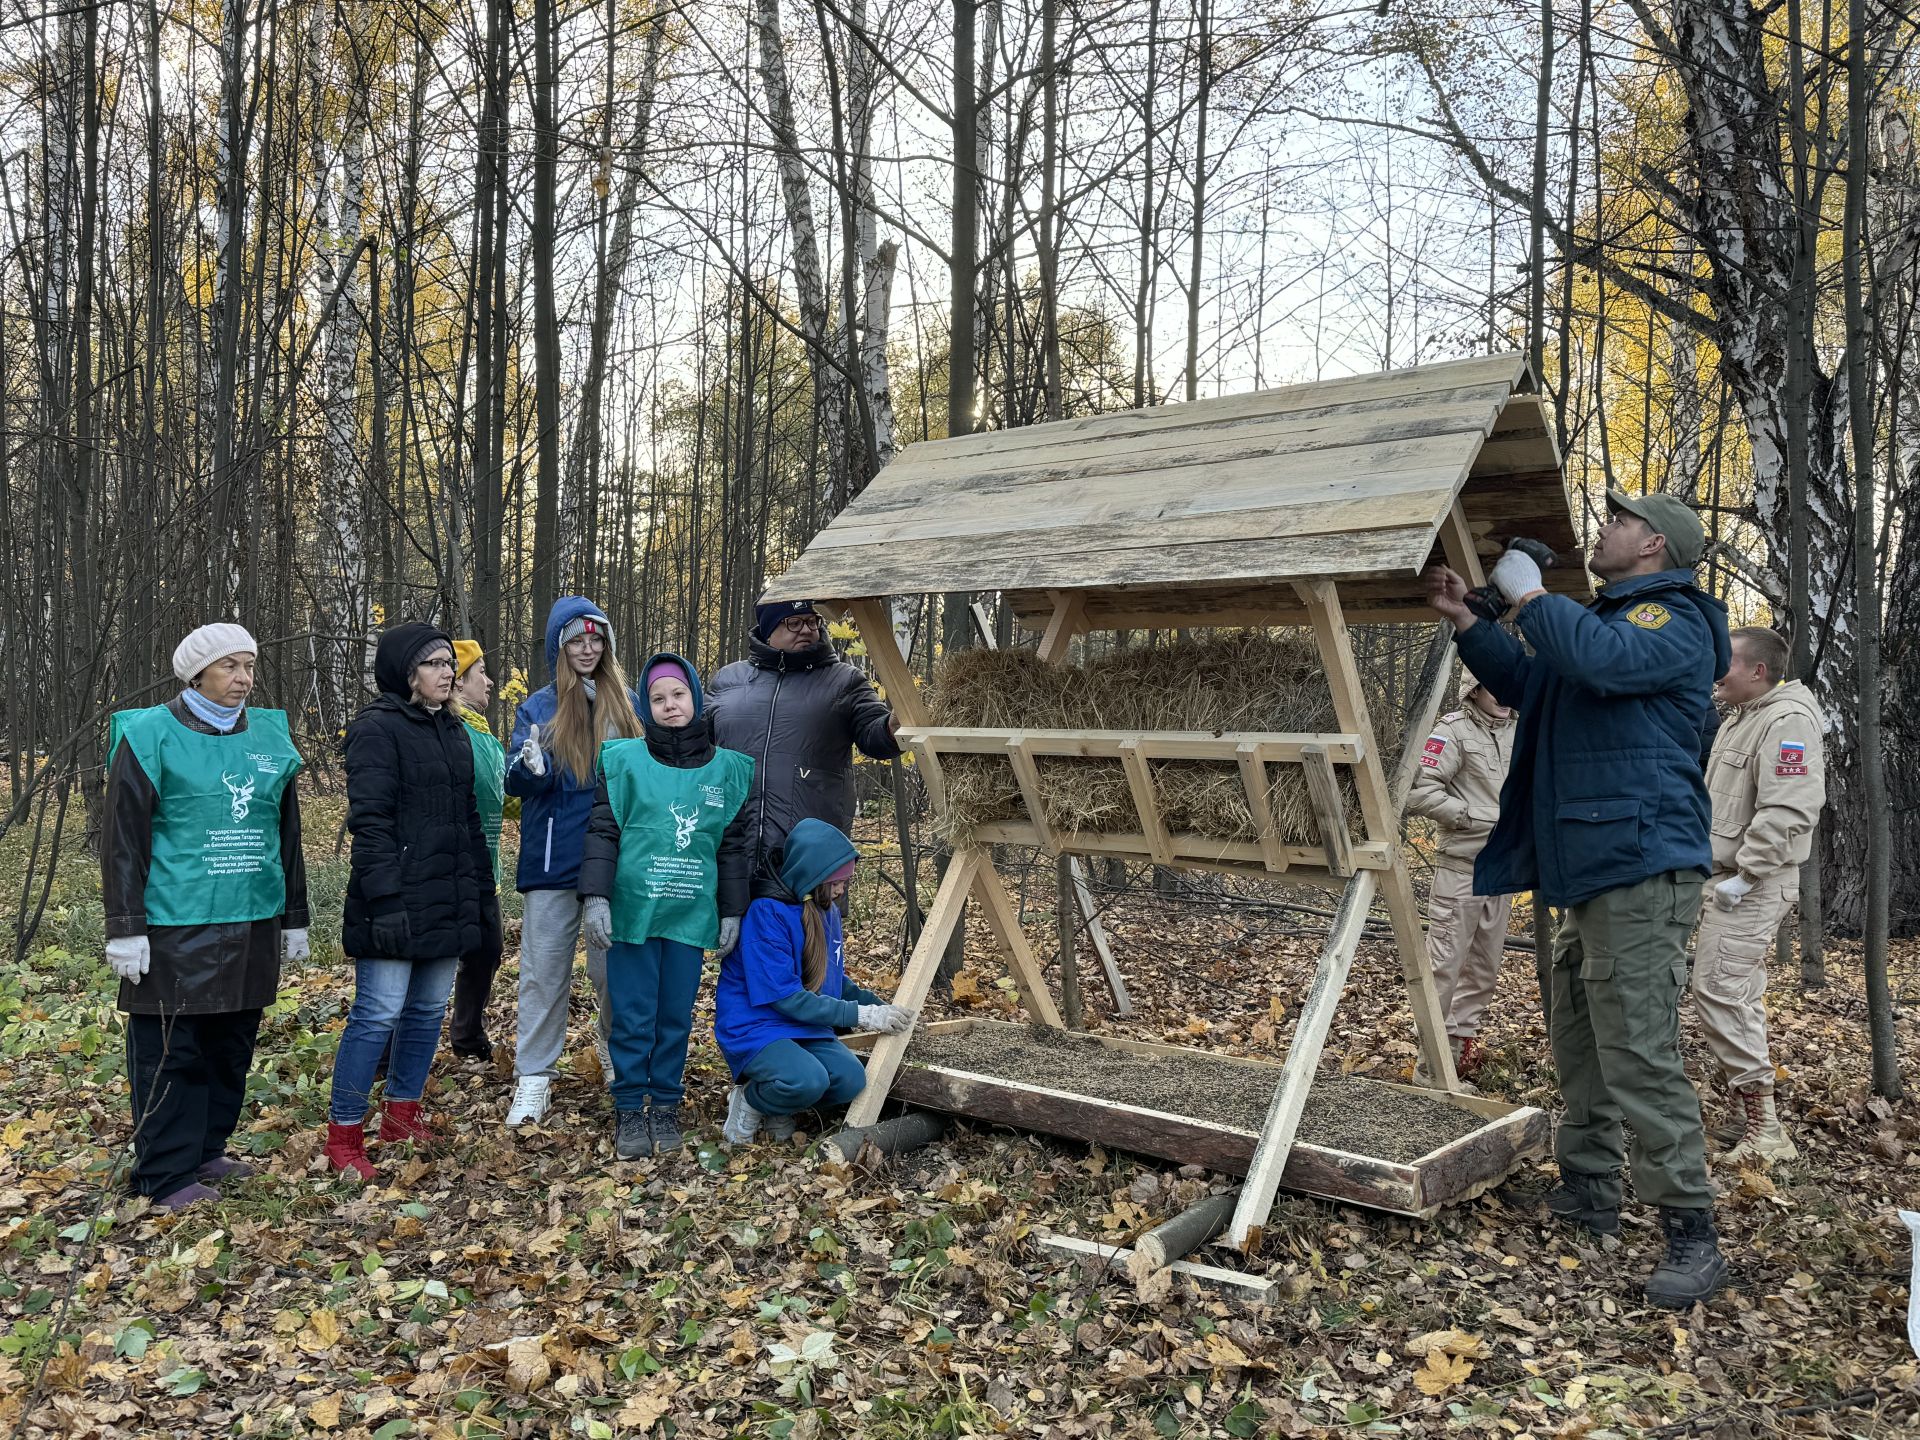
[713,819,884,1071]
[1456,568,1732,908]
[506,597,644,891]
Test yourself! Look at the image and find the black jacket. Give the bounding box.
[706,634,899,871]
[578,711,754,920]
[342,625,498,962]
[102,696,309,1015]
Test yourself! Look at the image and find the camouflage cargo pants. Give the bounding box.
[1550,871,1713,1210]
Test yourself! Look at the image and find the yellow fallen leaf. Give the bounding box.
[306,1393,341,1430]
[1558,1254,1581,1270]
[1405,1328,1487,1360]
[1564,1374,1590,1410]
[617,1387,673,1430]
[1413,1348,1473,1395]
[1203,1331,1251,1368]
[506,1334,551,1394]
[297,1308,342,1353]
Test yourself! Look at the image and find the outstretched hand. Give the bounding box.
[1424,565,1476,630]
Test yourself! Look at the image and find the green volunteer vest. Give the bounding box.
[108,705,304,926]
[599,737,753,950]
[463,717,506,876]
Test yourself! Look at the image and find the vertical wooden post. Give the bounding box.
[1438,499,1488,587]
[846,598,929,725]
[1294,581,1393,844]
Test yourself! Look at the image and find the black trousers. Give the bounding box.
[124,1008,263,1198]
[447,946,501,1055]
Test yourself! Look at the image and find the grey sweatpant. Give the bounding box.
[514,888,611,1079]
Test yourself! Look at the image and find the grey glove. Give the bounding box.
[856,1003,914,1035]
[582,895,613,951]
[282,928,310,963]
[1489,548,1545,605]
[714,915,741,958]
[519,722,547,777]
[106,935,150,984]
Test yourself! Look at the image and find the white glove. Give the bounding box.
[283,928,310,962]
[582,895,613,951]
[1712,874,1754,911]
[106,936,150,984]
[1489,548,1545,605]
[856,1003,915,1035]
[519,722,547,777]
[714,916,741,958]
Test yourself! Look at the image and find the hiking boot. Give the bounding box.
[1707,1083,1747,1148]
[722,1086,763,1146]
[615,1108,652,1161]
[152,1181,221,1212]
[1723,1086,1797,1165]
[1455,1036,1486,1080]
[451,1036,494,1064]
[325,1122,376,1183]
[196,1155,255,1183]
[378,1099,434,1146]
[764,1112,799,1142]
[506,1074,552,1127]
[1645,1207,1727,1309]
[1412,1036,1482,1095]
[1543,1168,1621,1237]
[650,1105,685,1155]
[593,1030,614,1085]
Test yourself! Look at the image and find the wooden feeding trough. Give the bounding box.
[766,353,1582,1245]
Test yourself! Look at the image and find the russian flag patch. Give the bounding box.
[1776,739,1807,776]
[1421,735,1447,769]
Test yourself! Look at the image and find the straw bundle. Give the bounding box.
[926,632,1387,850]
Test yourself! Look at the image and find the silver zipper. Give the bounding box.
[756,669,782,856]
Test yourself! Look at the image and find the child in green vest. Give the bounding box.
[448,640,506,1060]
[579,654,753,1160]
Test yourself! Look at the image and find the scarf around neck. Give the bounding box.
[180,687,243,733]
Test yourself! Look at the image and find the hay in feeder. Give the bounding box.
[926,632,1389,850]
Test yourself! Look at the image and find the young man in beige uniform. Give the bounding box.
[1407,676,1516,1081]
[1695,625,1826,1164]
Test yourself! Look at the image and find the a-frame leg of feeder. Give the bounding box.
[1228,870,1377,1252]
[1380,858,1462,1093]
[969,861,1065,1028]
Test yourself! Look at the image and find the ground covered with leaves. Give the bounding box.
[2,802,1917,1438]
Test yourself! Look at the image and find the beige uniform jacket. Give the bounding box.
[1706,680,1827,881]
[1407,705,1515,871]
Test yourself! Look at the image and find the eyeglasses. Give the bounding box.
[564,634,606,649]
[417,657,456,670]
[780,615,824,633]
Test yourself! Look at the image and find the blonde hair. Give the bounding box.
[547,653,643,783]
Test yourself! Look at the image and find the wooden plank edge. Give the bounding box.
[1034,1232,1278,1302]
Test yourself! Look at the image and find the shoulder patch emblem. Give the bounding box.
[1776,739,1807,776]
[1421,734,1448,769]
[1628,603,1671,630]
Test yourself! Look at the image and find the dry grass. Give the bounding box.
[925,632,1390,850]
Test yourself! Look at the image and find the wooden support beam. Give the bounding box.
[845,597,929,726]
[1438,498,1488,587]
[1117,738,1173,864]
[1230,870,1377,1251]
[909,736,951,819]
[1294,580,1395,846]
[1036,1232,1276,1303]
[1070,858,1133,1014]
[1236,742,1290,874]
[1381,857,1461,1093]
[1035,590,1086,664]
[1298,744,1354,878]
[1004,736,1056,851]
[844,850,983,1127]
[969,860,1065,1028]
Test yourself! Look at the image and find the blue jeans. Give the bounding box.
[329,956,458,1124]
[606,939,704,1109]
[739,1038,867,1117]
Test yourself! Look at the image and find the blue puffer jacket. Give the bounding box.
[506,597,643,892]
[1456,569,1732,908]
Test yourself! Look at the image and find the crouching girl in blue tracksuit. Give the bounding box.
[715,819,913,1143]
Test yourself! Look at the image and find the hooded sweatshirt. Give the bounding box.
[712,818,886,1071]
[505,597,643,891]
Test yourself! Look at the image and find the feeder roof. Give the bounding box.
[763,352,1591,627]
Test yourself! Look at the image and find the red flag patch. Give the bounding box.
[1776,739,1807,776]
[1421,735,1447,769]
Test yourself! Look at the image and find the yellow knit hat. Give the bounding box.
[453,639,485,678]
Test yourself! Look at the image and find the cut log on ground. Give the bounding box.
[820,1111,949,1165]
[1125,1190,1240,1285]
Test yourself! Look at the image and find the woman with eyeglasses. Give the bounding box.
[327,623,499,1180]
[708,599,903,885]
[503,597,645,1128]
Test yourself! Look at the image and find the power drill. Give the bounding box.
[1465,538,1557,623]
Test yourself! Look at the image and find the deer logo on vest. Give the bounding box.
[668,801,700,851]
[222,771,256,822]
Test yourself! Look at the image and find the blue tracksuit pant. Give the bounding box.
[605,938,704,1108]
[738,1038,867,1116]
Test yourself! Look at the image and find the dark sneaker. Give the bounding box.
[764,1112,799,1142]
[615,1108,652,1160]
[196,1155,256,1182]
[650,1105,685,1155]
[1543,1169,1621,1237]
[1645,1207,1727,1309]
[152,1181,221,1212]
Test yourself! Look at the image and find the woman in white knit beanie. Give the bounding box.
[100,623,311,1212]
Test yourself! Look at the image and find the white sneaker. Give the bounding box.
[506,1074,552,1127]
[593,1030,613,1085]
[722,1085,763,1146]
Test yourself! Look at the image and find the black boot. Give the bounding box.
[650,1105,684,1155]
[615,1108,652,1161]
[1644,1207,1727,1309]
[1543,1167,1621,1237]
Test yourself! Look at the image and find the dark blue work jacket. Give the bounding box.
[1456,569,1732,908]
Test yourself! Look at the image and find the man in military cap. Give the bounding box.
[1425,488,1733,1309]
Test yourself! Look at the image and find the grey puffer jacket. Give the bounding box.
[706,634,900,872]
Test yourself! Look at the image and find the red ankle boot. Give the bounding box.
[378,1100,434,1146]
[326,1122,376,1182]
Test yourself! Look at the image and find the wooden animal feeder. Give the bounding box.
[765,353,1583,1243]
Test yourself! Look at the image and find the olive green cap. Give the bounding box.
[1606,487,1705,568]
